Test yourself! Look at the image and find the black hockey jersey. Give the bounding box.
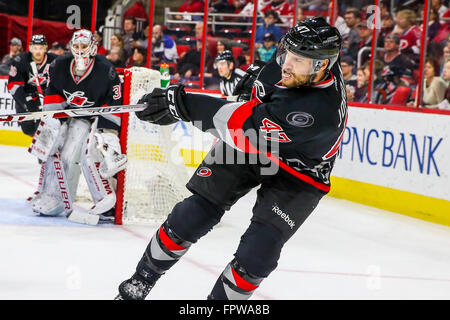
[219,68,246,97]
[7,51,57,112]
[44,54,123,131]
[183,59,348,193]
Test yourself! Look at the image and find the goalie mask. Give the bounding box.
[70,29,98,74]
[276,17,342,86]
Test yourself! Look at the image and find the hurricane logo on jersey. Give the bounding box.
[196,167,212,177]
[286,112,314,128]
[63,90,95,108]
[28,72,47,87]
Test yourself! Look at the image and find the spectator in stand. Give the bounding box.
[296,7,305,22]
[149,24,178,64]
[106,47,126,68]
[94,31,107,56]
[436,60,450,109]
[440,42,450,77]
[257,33,277,62]
[354,67,369,103]
[255,10,283,49]
[356,21,373,67]
[216,38,232,54]
[340,54,357,102]
[129,46,147,68]
[229,0,248,14]
[122,17,141,58]
[236,47,251,70]
[325,0,349,39]
[176,0,204,21]
[379,13,395,45]
[432,0,448,18]
[298,0,328,11]
[421,58,448,108]
[174,40,212,81]
[193,21,217,62]
[382,34,415,86]
[123,1,148,21]
[340,55,357,88]
[432,8,450,43]
[1,38,23,66]
[111,33,128,63]
[392,9,421,64]
[427,8,442,42]
[342,8,361,62]
[48,42,66,56]
[210,0,234,13]
[133,23,177,67]
[239,0,271,16]
[261,0,291,24]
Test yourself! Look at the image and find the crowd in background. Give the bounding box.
[1,0,449,109]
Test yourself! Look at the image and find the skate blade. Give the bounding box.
[68,211,100,226]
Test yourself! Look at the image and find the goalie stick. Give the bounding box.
[0,104,147,123]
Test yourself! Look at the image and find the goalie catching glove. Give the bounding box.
[136,85,191,125]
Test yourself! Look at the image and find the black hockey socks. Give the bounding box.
[208,258,264,300]
[117,220,192,300]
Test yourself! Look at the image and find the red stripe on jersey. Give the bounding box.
[44,94,66,104]
[158,226,185,251]
[266,152,331,192]
[231,268,259,291]
[227,98,260,153]
[323,112,348,160]
[312,72,334,88]
[7,81,25,91]
[226,98,331,192]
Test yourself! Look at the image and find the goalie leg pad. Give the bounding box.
[60,118,91,201]
[81,123,117,215]
[31,156,68,216]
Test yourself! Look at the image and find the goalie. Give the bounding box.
[28,29,127,223]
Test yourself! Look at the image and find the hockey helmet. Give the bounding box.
[276,17,342,76]
[214,50,235,69]
[70,29,98,72]
[30,34,47,46]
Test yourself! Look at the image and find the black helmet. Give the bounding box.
[214,50,234,63]
[276,17,342,73]
[30,34,47,46]
[214,50,235,68]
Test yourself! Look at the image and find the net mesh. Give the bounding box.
[75,67,192,224]
[121,67,191,224]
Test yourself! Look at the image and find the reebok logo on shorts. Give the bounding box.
[272,205,295,229]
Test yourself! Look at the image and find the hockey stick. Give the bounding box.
[30,61,44,105]
[0,104,146,123]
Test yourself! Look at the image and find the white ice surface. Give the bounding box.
[0,144,449,300]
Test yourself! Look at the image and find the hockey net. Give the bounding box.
[114,67,192,225]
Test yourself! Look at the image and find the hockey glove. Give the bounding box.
[136,85,190,125]
[232,60,266,101]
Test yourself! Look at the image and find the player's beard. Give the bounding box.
[281,70,311,88]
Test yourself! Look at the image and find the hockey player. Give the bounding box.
[116,17,347,299]
[29,29,127,223]
[214,50,246,97]
[7,34,57,136]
